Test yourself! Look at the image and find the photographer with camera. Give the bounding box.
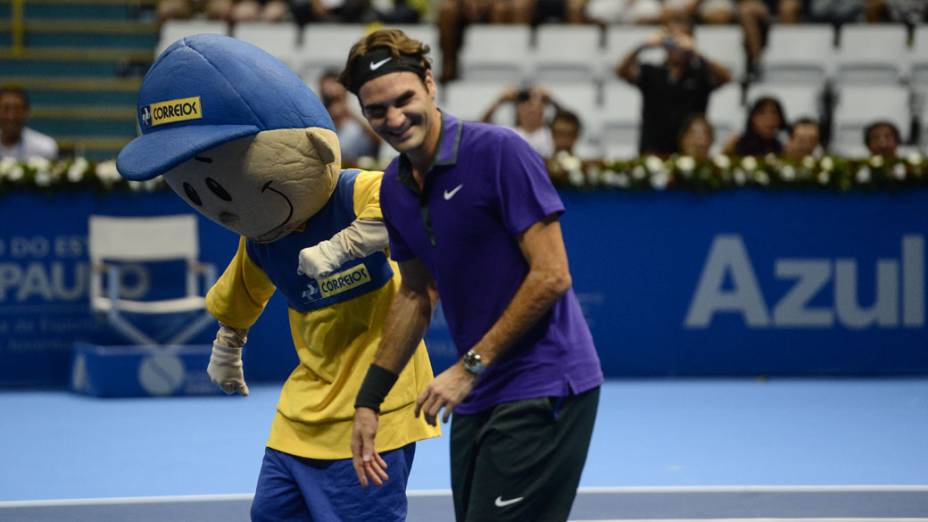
[616,16,731,157]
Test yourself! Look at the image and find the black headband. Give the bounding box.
[348,47,427,95]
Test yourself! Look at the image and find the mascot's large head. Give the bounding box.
[116,34,340,243]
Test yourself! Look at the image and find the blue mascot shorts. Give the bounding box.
[251,444,416,522]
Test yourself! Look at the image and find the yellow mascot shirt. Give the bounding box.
[205,169,440,459]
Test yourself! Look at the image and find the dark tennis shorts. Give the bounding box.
[450,387,600,522]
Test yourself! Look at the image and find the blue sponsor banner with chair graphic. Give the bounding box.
[0,189,926,387]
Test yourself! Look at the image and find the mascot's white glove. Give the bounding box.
[208,323,250,396]
[298,218,389,280]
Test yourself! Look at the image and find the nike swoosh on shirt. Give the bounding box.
[494,496,524,508]
[443,184,463,200]
[369,57,391,70]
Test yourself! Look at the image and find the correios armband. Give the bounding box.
[354,364,399,412]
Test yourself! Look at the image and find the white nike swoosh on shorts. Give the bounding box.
[494,496,524,508]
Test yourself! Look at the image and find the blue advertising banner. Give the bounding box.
[559,189,928,376]
[0,189,925,387]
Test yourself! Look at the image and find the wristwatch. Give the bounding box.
[462,350,486,376]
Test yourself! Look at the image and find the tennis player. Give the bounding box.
[342,29,604,522]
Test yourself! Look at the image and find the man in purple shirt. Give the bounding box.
[341,29,603,521]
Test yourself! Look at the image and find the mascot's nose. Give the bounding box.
[218,211,240,226]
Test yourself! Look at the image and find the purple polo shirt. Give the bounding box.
[380,113,603,415]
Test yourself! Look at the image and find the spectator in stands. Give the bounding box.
[677,114,714,161]
[318,71,380,164]
[0,86,58,161]
[482,86,558,158]
[225,0,290,22]
[373,0,428,23]
[551,110,582,156]
[437,0,534,82]
[885,0,927,24]
[533,0,587,23]
[722,96,788,156]
[739,0,805,78]
[864,120,900,158]
[583,0,663,24]
[784,117,822,161]
[291,0,426,24]
[616,17,731,157]
[807,0,916,23]
[156,0,232,21]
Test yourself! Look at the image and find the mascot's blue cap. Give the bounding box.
[116,34,335,181]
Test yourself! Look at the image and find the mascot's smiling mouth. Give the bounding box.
[252,181,295,243]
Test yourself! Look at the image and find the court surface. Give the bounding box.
[1,378,927,520]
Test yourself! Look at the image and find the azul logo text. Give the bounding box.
[685,234,924,329]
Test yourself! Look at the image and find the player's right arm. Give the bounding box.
[351,257,437,487]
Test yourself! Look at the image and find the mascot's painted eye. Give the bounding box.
[183,182,203,206]
[206,177,233,202]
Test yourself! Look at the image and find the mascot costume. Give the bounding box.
[116,34,439,521]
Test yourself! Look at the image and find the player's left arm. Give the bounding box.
[415,214,571,425]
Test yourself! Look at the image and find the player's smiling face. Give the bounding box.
[359,70,438,155]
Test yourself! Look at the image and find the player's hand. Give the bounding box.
[415,363,476,426]
[207,325,249,396]
[351,407,389,487]
[298,241,341,280]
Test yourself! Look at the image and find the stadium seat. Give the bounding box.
[459,25,532,82]
[298,24,365,87]
[546,83,599,129]
[546,83,600,154]
[442,80,512,124]
[600,81,642,159]
[694,25,745,82]
[911,26,928,99]
[746,83,824,123]
[707,83,744,149]
[88,215,217,346]
[531,25,602,83]
[156,20,228,57]
[233,22,299,69]
[832,85,911,156]
[835,24,909,85]
[761,24,834,85]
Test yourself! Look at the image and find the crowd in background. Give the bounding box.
[1,0,923,166]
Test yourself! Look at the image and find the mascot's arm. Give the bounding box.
[205,237,277,396]
[298,170,388,279]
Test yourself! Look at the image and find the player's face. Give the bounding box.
[359,71,438,155]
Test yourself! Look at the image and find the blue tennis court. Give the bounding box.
[2,378,927,520]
